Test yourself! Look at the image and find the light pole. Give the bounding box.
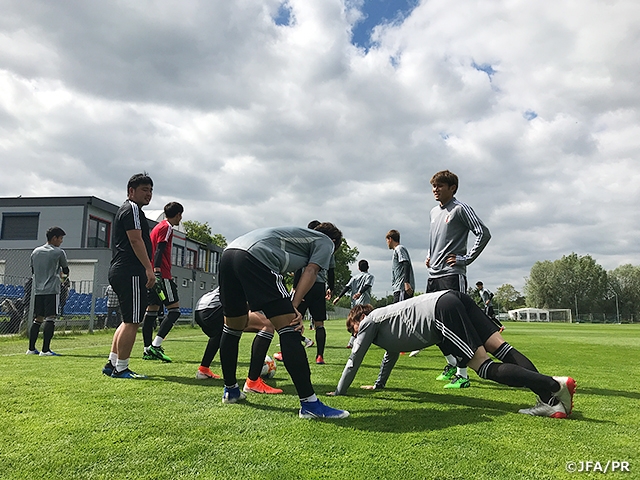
[612,289,620,324]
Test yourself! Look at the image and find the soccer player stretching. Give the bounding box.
[218,224,349,418]
[331,291,576,418]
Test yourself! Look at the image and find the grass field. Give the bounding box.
[1,321,638,479]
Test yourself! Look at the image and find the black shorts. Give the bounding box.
[195,306,224,338]
[434,291,499,363]
[219,249,295,319]
[297,282,327,321]
[108,271,148,324]
[148,278,180,306]
[34,294,59,318]
[427,274,467,293]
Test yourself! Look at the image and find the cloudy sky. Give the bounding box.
[2,0,639,297]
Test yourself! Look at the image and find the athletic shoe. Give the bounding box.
[303,337,314,348]
[148,345,172,363]
[299,400,350,419]
[26,349,40,355]
[39,350,61,356]
[243,377,283,394]
[316,355,325,365]
[409,350,421,357]
[222,386,246,404]
[444,374,471,389]
[102,362,115,376]
[196,366,220,380]
[436,364,457,381]
[142,350,156,360]
[552,376,576,415]
[273,352,283,362]
[111,368,147,379]
[518,397,567,418]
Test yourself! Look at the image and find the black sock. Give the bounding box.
[278,326,314,399]
[477,359,557,403]
[29,322,41,351]
[219,326,242,387]
[201,338,220,368]
[157,308,180,339]
[42,320,55,352]
[142,311,157,347]
[248,331,273,380]
[492,342,538,372]
[315,326,326,357]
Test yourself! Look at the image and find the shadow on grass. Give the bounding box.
[577,386,640,401]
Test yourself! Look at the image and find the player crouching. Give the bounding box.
[330,291,576,418]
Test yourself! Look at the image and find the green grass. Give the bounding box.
[1,321,638,479]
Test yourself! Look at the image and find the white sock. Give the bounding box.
[152,336,164,347]
[115,358,130,372]
[300,394,318,403]
[457,367,468,378]
[445,355,457,366]
[108,352,117,365]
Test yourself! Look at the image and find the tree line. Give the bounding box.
[183,220,638,320]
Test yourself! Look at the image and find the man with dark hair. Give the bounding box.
[334,259,375,308]
[102,173,155,379]
[476,281,501,329]
[330,292,576,419]
[334,258,375,349]
[141,201,184,362]
[27,226,69,356]
[291,221,336,365]
[386,230,414,303]
[194,286,282,395]
[415,170,492,388]
[218,224,349,418]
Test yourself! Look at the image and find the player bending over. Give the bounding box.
[194,287,282,394]
[218,224,349,419]
[330,291,576,418]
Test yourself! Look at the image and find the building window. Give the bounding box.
[185,249,197,269]
[87,216,111,247]
[209,250,220,274]
[172,245,184,267]
[1,213,39,240]
[198,248,207,271]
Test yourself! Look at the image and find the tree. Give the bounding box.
[182,220,226,248]
[524,253,608,316]
[608,264,640,320]
[332,238,359,294]
[494,284,525,312]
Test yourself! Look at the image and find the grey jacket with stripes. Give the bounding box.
[427,197,490,278]
[334,291,448,395]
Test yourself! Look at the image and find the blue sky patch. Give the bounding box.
[351,0,418,51]
[274,2,292,26]
[524,110,538,121]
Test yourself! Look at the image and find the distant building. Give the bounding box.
[508,307,572,323]
[0,196,222,314]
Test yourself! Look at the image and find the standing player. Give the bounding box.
[102,173,155,379]
[291,220,336,365]
[334,259,375,308]
[218,223,349,419]
[141,202,184,362]
[194,287,282,394]
[333,259,375,349]
[416,170,491,389]
[330,292,576,419]
[386,230,415,303]
[476,281,502,330]
[27,226,69,356]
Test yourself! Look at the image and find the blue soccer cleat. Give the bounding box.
[222,385,247,404]
[102,362,115,376]
[299,400,350,419]
[111,368,147,379]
